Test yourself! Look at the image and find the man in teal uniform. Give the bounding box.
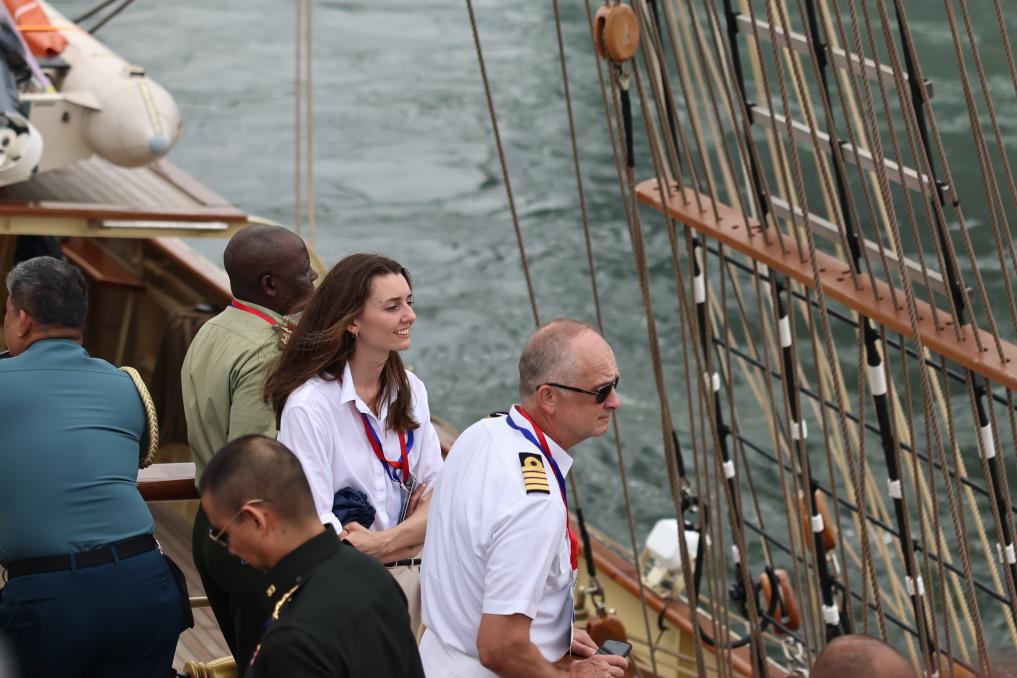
[182,224,316,672]
[0,256,185,677]
[200,435,424,678]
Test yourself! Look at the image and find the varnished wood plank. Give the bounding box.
[62,238,145,290]
[139,463,199,502]
[636,181,1017,391]
[150,161,236,209]
[0,200,244,222]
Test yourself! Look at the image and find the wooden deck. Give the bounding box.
[149,501,232,671]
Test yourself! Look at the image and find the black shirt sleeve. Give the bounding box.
[252,627,347,678]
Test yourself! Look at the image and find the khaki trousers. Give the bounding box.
[388,563,422,635]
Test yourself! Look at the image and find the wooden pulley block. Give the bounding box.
[592,5,612,59]
[587,610,628,646]
[586,605,637,676]
[593,4,640,63]
[798,488,837,551]
[759,568,801,633]
[588,611,638,677]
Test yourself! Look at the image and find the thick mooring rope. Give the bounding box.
[120,366,159,469]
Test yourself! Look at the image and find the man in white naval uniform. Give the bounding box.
[420,319,628,678]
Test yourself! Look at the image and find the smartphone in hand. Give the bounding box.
[595,640,632,658]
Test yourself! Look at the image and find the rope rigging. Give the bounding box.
[464,1,668,672]
[461,0,1017,674]
[634,0,1017,670]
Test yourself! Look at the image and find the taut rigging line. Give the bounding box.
[463,1,671,672]
[463,0,1017,672]
[716,0,851,648]
[885,0,1017,651]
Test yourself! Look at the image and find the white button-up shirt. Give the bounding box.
[278,363,443,532]
[420,406,575,676]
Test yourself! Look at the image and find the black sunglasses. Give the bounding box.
[208,499,266,548]
[545,376,620,404]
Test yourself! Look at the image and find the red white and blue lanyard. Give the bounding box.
[336,376,414,485]
[506,407,579,571]
[359,414,413,486]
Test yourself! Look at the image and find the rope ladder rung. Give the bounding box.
[766,196,952,296]
[733,14,934,100]
[749,105,954,204]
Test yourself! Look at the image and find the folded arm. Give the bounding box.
[341,489,430,563]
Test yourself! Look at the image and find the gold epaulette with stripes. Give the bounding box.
[519,452,550,494]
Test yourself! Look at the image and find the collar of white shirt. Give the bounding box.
[338,362,399,424]
[509,404,575,478]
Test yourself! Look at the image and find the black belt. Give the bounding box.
[385,558,421,568]
[5,534,159,579]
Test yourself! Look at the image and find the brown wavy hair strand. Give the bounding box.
[264,253,420,432]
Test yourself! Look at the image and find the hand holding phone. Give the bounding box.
[595,640,632,658]
[571,646,629,677]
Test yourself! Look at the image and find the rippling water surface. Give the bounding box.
[53,0,1017,612]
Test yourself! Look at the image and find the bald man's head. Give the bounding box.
[516,318,620,449]
[518,318,599,399]
[813,635,917,678]
[223,225,316,314]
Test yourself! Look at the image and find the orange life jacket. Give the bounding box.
[3,0,67,57]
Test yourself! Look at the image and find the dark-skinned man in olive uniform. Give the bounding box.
[199,434,424,678]
[182,224,317,672]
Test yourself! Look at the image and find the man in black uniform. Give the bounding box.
[198,434,424,678]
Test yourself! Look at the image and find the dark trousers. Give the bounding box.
[0,548,182,677]
[192,505,266,675]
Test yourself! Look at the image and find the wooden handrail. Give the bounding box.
[138,415,457,504]
[138,462,198,502]
[0,201,245,222]
[575,522,775,677]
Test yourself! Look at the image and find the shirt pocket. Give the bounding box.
[546,543,574,595]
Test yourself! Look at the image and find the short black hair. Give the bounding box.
[5,256,88,329]
[199,435,317,524]
[222,224,301,298]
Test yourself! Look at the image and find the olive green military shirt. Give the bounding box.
[181,300,288,482]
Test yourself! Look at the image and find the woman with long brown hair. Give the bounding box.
[265,253,443,631]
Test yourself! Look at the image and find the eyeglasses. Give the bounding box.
[208,499,266,548]
[544,376,620,404]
